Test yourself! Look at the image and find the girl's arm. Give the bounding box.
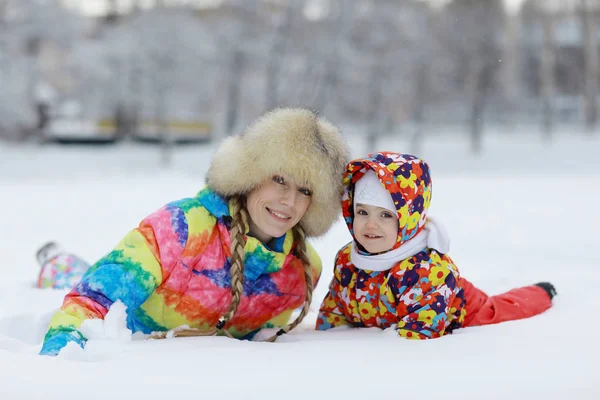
[315,285,351,330]
[315,251,351,330]
[393,254,462,339]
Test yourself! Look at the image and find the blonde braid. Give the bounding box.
[149,196,248,340]
[215,195,248,336]
[263,225,314,342]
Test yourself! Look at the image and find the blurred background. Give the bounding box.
[1,4,599,390]
[1,0,600,160]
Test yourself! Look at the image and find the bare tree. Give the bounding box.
[0,0,87,141]
[409,61,431,156]
[312,0,354,114]
[287,0,344,111]
[222,0,259,136]
[441,0,504,154]
[500,6,523,122]
[345,0,407,152]
[264,0,298,110]
[540,8,556,141]
[105,5,220,162]
[580,0,599,132]
[406,2,444,155]
[365,59,386,152]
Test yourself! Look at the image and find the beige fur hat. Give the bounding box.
[206,108,350,237]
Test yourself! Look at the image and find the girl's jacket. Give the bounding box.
[41,187,322,355]
[316,153,466,339]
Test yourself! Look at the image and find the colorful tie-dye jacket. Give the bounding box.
[316,152,466,339]
[41,187,322,356]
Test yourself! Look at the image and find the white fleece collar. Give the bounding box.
[351,217,450,271]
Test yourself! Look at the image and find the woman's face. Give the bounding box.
[246,174,312,243]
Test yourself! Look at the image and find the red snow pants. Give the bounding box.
[460,278,552,328]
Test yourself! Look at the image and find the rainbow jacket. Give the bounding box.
[41,187,322,355]
[316,152,466,339]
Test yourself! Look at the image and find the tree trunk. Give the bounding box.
[366,62,384,153]
[409,63,430,156]
[225,50,244,136]
[223,0,256,136]
[158,92,172,167]
[540,10,555,142]
[581,0,598,132]
[155,61,172,167]
[466,59,487,155]
[105,0,119,23]
[313,0,354,113]
[265,0,297,110]
[0,2,7,77]
[501,10,522,119]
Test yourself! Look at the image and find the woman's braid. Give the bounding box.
[150,196,248,340]
[263,225,314,342]
[216,195,248,335]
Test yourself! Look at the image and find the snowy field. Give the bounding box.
[0,128,599,399]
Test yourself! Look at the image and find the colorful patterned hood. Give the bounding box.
[342,152,433,250]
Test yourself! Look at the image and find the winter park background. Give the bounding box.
[1,0,599,399]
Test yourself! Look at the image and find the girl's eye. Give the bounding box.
[299,187,312,196]
[382,212,394,219]
[273,175,285,185]
[357,209,367,216]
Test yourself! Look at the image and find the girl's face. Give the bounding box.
[246,174,312,243]
[353,203,398,254]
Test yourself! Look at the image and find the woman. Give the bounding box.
[40,108,350,356]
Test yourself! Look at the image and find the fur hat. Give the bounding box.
[207,108,349,237]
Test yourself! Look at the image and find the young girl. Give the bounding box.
[40,108,350,355]
[316,152,556,338]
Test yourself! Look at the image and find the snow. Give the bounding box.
[0,129,599,399]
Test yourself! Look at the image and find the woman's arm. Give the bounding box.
[40,204,189,355]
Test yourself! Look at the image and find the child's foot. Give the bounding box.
[535,282,557,300]
[36,241,62,266]
[36,242,90,289]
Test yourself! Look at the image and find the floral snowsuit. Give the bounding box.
[316,152,552,338]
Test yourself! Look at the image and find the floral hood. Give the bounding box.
[342,152,433,251]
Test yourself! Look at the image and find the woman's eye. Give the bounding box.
[299,188,312,196]
[273,175,285,185]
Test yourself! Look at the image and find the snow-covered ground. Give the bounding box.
[0,129,599,399]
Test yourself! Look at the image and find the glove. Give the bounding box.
[535,282,557,300]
